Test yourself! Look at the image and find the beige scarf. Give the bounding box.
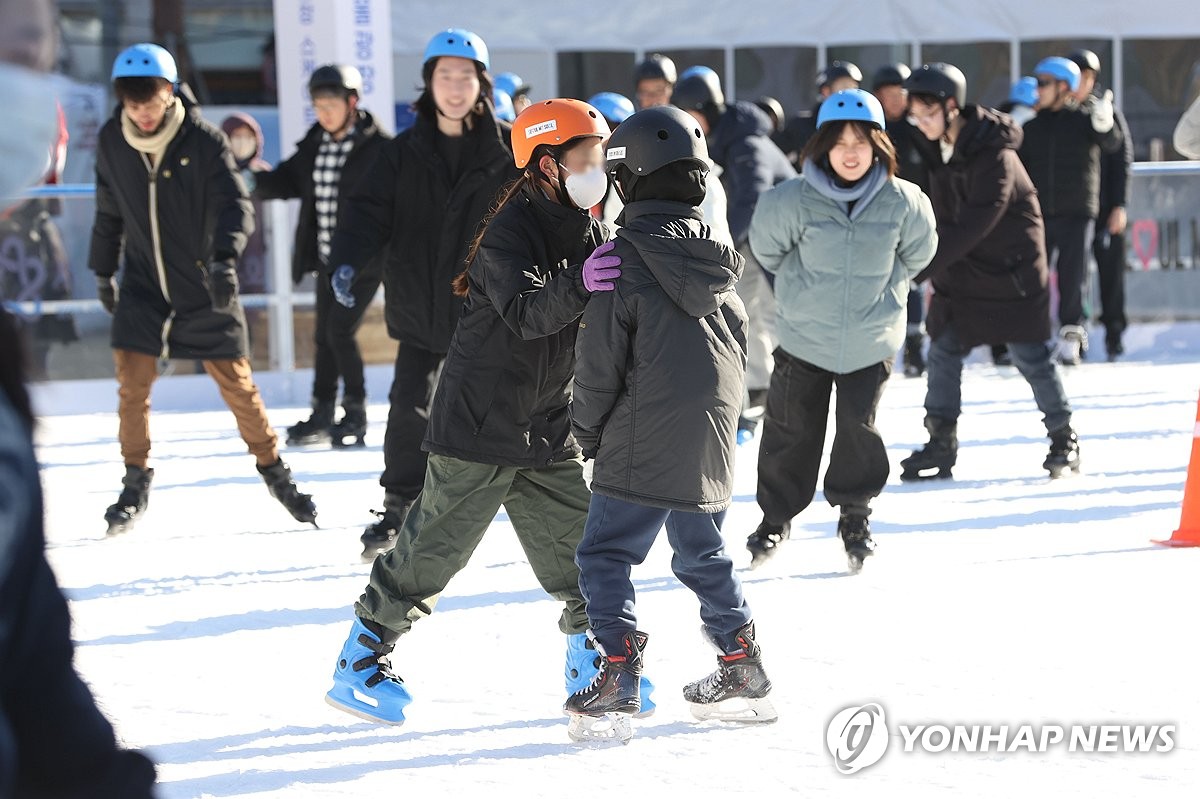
[121,96,185,166]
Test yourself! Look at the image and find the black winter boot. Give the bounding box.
[900,416,958,481]
[330,397,367,448]
[286,398,335,446]
[257,458,318,526]
[683,621,776,723]
[838,507,875,574]
[105,465,154,536]
[903,333,926,377]
[1044,425,1081,478]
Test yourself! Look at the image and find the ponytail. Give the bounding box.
[453,172,532,296]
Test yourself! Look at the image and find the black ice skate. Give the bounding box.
[900,416,957,481]
[838,509,875,574]
[330,398,367,449]
[257,459,318,527]
[903,333,925,377]
[104,465,154,536]
[361,493,412,561]
[746,520,790,569]
[683,622,777,723]
[564,631,647,744]
[1044,425,1081,479]
[286,398,335,446]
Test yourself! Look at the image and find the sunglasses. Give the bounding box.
[1036,77,1056,87]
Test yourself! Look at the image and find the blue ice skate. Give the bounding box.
[565,632,655,716]
[325,617,412,725]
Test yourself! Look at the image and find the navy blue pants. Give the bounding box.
[575,493,752,656]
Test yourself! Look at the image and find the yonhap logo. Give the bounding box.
[827,703,890,774]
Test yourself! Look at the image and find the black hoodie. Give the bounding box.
[573,200,747,513]
[913,105,1051,348]
[707,101,795,247]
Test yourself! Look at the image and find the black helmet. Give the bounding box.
[605,105,709,178]
[1067,49,1101,75]
[755,95,785,132]
[308,64,363,97]
[872,63,912,90]
[670,71,725,113]
[816,61,863,90]
[904,62,967,108]
[634,53,678,86]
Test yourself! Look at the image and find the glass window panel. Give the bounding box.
[920,41,1011,108]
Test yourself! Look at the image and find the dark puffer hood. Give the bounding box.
[914,104,1022,166]
[616,200,743,317]
[709,100,773,163]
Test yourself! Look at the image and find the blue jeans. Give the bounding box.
[925,325,1072,433]
[575,494,751,655]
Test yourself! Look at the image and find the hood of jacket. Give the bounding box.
[915,104,1023,166]
[220,111,264,169]
[709,100,773,163]
[616,199,744,318]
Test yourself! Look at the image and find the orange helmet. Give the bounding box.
[511,98,610,169]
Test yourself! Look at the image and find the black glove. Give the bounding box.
[207,259,239,311]
[96,274,117,314]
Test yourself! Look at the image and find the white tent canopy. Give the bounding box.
[388,0,1198,52]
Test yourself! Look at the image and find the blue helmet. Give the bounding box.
[680,65,718,83]
[816,88,885,130]
[423,28,489,71]
[588,92,635,126]
[1034,57,1081,92]
[494,72,529,99]
[112,43,178,83]
[1010,76,1038,107]
[493,88,515,122]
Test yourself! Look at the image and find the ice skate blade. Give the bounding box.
[689,696,778,724]
[1046,465,1081,480]
[900,467,952,482]
[105,521,133,537]
[567,712,633,744]
[324,689,407,726]
[747,547,778,570]
[286,434,330,448]
[847,551,872,574]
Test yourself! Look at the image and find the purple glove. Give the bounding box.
[582,240,622,293]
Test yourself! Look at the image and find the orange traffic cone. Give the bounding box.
[1153,389,1200,547]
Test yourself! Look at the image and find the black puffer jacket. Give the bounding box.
[708,101,796,247]
[328,107,517,353]
[253,109,390,283]
[573,200,747,513]
[1018,99,1122,218]
[89,92,253,359]
[423,184,604,468]
[914,105,1051,348]
[887,117,931,194]
[1,395,158,797]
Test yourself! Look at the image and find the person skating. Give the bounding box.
[326,29,516,558]
[565,105,775,743]
[900,63,1080,482]
[325,98,656,726]
[1018,56,1122,365]
[89,43,316,535]
[253,64,390,448]
[746,89,937,570]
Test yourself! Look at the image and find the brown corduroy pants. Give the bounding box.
[114,349,279,468]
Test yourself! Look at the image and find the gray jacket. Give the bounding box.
[572,200,747,513]
[749,171,937,374]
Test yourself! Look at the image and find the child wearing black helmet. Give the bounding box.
[565,105,776,742]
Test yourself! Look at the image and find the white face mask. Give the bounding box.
[0,62,58,210]
[230,133,257,162]
[560,163,609,210]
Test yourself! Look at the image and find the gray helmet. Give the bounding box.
[872,63,912,90]
[634,53,678,86]
[904,62,967,108]
[308,64,363,97]
[670,71,725,113]
[816,61,863,90]
[605,105,709,177]
[1067,49,1101,75]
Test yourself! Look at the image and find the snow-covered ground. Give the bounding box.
[33,323,1200,798]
